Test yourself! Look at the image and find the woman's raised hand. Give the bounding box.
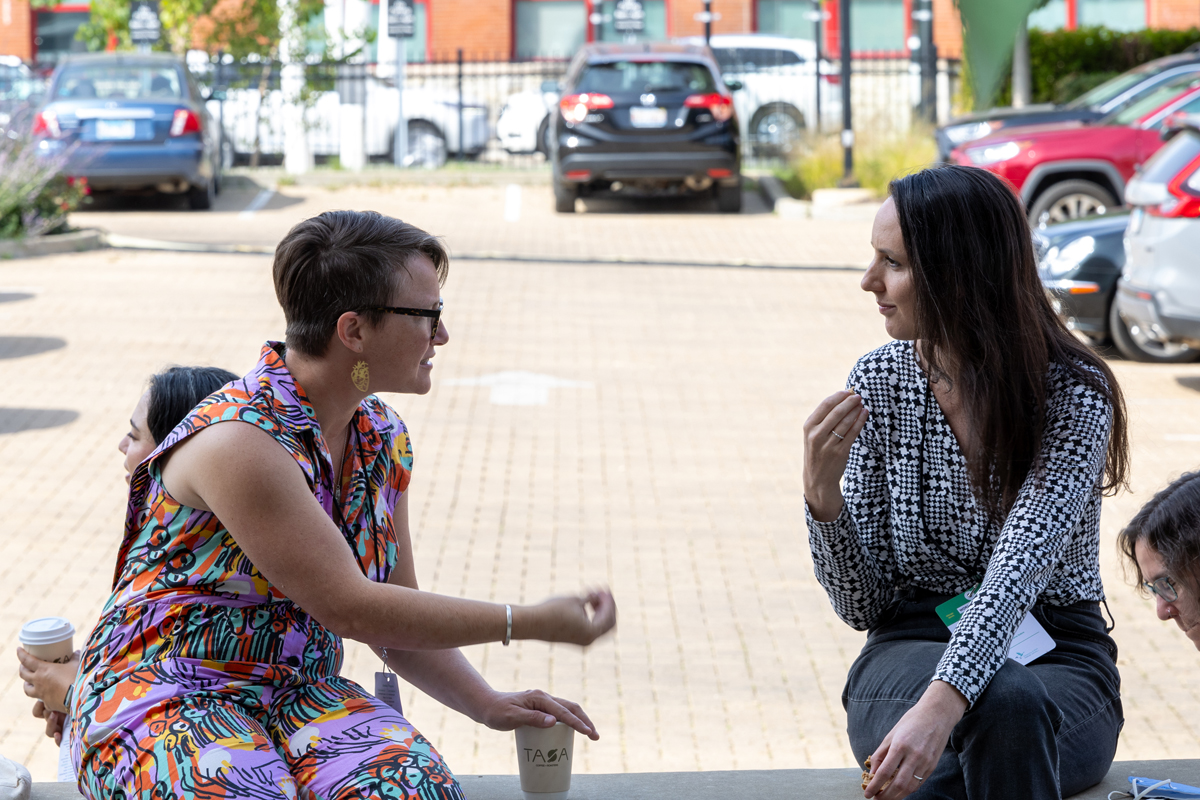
[803,390,868,522]
[518,589,616,646]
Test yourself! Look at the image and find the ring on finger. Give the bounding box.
[913,774,924,782]
[831,431,846,441]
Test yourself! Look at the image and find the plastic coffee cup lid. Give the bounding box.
[19,617,74,646]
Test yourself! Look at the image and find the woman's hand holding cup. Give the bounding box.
[803,389,869,522]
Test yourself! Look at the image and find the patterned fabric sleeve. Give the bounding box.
[932,367,1113,706]
[805,363,897,631]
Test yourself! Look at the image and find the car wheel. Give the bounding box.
[1028,180,1116,228]
[405,120,447,168]
[554,181,577,213]
[187,179,214,211]
[716,181,742,213]
[536,115,551,156]
[1109,300,1199,363]
[750,103,805,158]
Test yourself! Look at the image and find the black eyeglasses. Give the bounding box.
[1144,576,1180,603]
[359,298,443,342]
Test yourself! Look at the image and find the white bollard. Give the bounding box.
[282,63,312,176]
[340,104,366,171]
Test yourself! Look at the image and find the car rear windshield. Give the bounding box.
[574,60,717,95]
[1066,62,1166,110]
[713,47,804,70]
[54,64,183,101]
[1104,72,1200,126]
[1139,129,1200,184]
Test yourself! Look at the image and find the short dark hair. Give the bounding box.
[147,365,239,444]
[272,210,450,357]
[888,164,1128,520]
[1119,471,1200,597]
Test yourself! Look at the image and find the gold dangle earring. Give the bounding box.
[351,360,370,392]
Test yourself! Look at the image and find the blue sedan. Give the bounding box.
[33,52,221,210]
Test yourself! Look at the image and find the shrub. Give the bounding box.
[0,128,88,239]
[778,126,939,199]
[994,26,1200,106]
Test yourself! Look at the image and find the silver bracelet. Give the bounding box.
[503,604,512,646]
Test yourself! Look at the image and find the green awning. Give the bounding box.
[955,0,1042,108]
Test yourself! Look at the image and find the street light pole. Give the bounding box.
[704,0,712,45]
[839,0,853,184]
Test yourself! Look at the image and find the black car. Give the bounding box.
[551,42,742,213]
[1035,211,1197,363]
[937,46,1200,161]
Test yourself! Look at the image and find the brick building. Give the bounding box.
[1,0,1197,64]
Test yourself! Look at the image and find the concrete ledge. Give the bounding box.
[33,761,1200,799]
[0,229,106,260]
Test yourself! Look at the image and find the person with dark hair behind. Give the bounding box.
[65,210,617,799]
[803,165,1128,799]
[1118,472,1200,653]
[17,365,238,753]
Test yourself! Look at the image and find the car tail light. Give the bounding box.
[170,108,202,136]
[559,93,614,124]
[32,110,60,138]
[685,93,734,123]
[1147,152,1200,218]
[823,74,841,85]
[565,169,592,181]
[708,168,733,179]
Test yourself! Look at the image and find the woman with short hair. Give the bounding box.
[803,165,1128,799]
[1119,471,1200,653]
[69,210,616,799]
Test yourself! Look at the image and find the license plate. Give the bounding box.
[629,107,667,128]
[96,119,136,140]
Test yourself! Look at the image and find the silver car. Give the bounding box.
[1117,115,1200,362]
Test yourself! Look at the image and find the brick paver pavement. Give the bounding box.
[0,187,1198,783]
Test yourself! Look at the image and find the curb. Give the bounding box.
[103,234,863,272]
[757,175,811,219]
[0,229,107,260]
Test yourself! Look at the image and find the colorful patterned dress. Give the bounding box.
[69,342,464,800]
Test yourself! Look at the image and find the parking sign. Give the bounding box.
[388,0,415,38]
[129,0,161,44]
[613,0,646,34]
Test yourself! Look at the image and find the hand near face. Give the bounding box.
[803,390,868,522]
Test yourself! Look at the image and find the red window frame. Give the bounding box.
[31,4,91,63]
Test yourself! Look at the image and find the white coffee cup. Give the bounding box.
[515,722,574,800]
[19,617,75,663]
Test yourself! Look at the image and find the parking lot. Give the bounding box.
[2,179,1200,782]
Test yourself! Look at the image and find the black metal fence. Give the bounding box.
[189,52,962,170]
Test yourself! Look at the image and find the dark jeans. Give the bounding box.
[842,591,1123,799]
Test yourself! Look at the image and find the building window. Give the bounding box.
[758,1,815,41]
[34,10,90,64]
[515,1,586,59]
[595,0,667,42]
[1078,0,1145,31]
[1028,0,1067,30]
[851,0,903,52]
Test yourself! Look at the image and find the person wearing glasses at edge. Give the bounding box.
[803,165,1129,800]
[1119,471,1200,654]
[66,210,618,800]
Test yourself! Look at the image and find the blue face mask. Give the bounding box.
[1124,777,1200,799]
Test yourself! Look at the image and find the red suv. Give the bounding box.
[950,71,1200,226]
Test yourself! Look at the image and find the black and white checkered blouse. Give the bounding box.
[805,340,1112,706]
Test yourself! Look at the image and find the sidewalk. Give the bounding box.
[1,191,1199,782]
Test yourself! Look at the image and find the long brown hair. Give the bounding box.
[889,165,1129,518]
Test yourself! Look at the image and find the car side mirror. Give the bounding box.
[724,79,743,92]
[204,88,227,101]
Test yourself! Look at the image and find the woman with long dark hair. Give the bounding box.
[803,165,1128,799]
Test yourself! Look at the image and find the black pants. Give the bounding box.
[842,591,1123,799]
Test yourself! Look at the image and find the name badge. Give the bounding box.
[935,584,1057,665]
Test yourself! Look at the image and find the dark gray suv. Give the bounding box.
[551,42,742,214]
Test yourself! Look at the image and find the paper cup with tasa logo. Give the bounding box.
[19,617,75,663]
[515,722,574,800]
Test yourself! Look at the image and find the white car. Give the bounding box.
[678,34,842,157]
[205,69,490,168]
[497,79,559,155]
